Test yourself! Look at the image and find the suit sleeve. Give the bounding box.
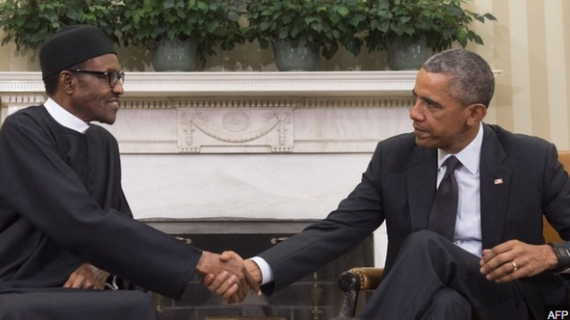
[258,142,386,294]
[542,144,570,250]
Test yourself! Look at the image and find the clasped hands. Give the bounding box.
[197,251,261,303]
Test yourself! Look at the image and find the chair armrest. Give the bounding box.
[340,267,384,291]
[338,267,384,318]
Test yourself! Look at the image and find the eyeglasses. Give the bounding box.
[72,69,125,88]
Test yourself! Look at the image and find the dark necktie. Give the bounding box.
[428,155,462,241]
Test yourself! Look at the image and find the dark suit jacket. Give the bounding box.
[259,123,570,315]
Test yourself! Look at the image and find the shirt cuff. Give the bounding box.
[249,256,274,285]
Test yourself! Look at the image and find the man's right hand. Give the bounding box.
[197,251,261,303]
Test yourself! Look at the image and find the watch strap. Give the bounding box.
[548,242,570,273]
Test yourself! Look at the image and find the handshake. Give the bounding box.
[195,250,262,303]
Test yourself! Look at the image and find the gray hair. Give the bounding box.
[422,49,495,108]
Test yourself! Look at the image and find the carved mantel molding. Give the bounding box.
[0,71,418,154]
[0,71,418,98]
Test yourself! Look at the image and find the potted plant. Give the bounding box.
[0,0,120,53]
[364,0,496,70]
[243,0,367,71]
[117,0,245,72]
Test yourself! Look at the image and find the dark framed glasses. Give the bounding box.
[72,69,125,88]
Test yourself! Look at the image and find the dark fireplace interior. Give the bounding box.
[145,219,374,320]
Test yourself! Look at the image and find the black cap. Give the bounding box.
[39,25,116,79]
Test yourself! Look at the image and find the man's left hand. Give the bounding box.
[479,240,558,283]
[63,263,110,289]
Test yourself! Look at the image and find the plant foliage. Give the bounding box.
[243,0,368,59]
[365,0,496,52]
[118,0,245,62]
[0,0,120,51]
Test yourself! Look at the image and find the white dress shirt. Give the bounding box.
[253,123,485,285]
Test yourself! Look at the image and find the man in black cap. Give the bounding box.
[0,25,257,320]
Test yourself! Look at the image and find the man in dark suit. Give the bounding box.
[205,49,570,319]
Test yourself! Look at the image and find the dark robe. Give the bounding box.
[0,105,201,318]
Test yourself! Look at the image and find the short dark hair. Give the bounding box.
[422,49,495,108]
[43,61,86,96]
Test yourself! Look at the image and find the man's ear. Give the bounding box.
[59,71,75,94]
[465,103,487,125]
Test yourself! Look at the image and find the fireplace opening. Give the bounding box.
[145,219,374,320]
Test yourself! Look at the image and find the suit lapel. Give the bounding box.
[479,124,512,249]
[408,147,438,231]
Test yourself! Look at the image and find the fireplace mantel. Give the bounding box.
[0,71,417,154]
[0,71,417,97]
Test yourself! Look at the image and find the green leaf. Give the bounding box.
[457,28,467,47]
[163,0,175,10]
[336,6,349,17]
[278,29,289,39]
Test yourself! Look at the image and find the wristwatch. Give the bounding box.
[548,243,570,273]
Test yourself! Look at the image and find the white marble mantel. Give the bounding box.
[1,71,420,266]
[0,71,418,153]
[1,71,416,154]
